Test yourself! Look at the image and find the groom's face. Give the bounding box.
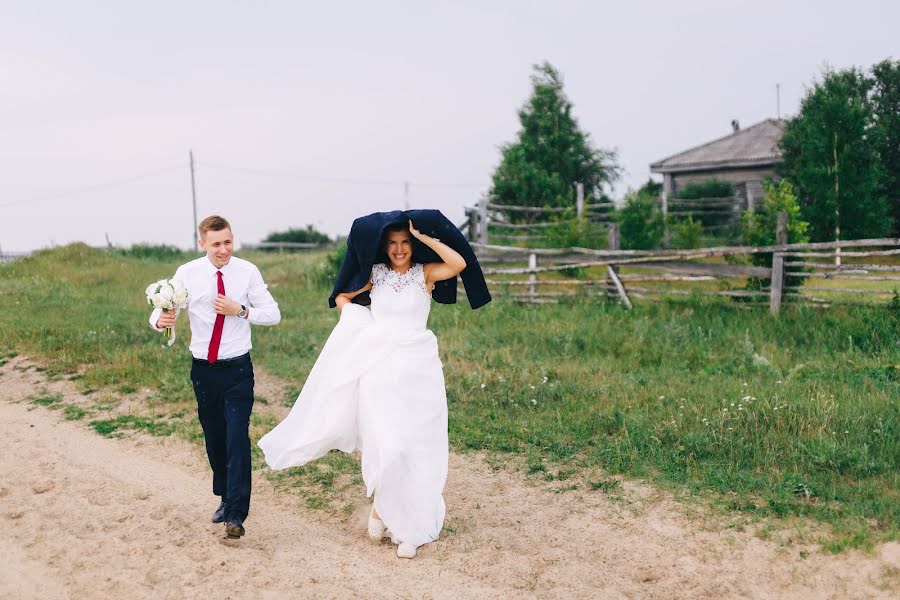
[200,228,234,269]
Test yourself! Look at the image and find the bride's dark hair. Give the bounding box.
[378,222,412,265]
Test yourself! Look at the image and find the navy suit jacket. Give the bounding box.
[328,210,491,309]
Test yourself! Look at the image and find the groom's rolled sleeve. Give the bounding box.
[247,267,281,326]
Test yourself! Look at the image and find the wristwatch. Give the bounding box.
[238,304,247,319]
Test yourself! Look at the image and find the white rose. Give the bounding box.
[171,278,186,292]
[173,289,189,307]
[159,284,175,301]
[145,283,159,299]
[152,293,167,309]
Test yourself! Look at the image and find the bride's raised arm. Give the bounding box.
[408,220,467,287]
[334,280,372,311]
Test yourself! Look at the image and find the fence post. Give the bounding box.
[528,252,537,305]
[775,211,788,246]
[478,197,489,245]
[575,182,585,219]
[769,212,788,315]
[606,223,621,303]
[467,208,478,242]
[661,174,672,247]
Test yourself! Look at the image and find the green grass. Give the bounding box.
[89,414,176,437]
[1,243,898,550]
[29,393,63,408]
[63,405,87,421]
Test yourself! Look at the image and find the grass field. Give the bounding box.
[1,243,897,551]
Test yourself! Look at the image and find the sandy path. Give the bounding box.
[1,358,897,599]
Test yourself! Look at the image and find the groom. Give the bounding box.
[149,215,281,538]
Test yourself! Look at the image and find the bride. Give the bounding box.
[258,218,470,559]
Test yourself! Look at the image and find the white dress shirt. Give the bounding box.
[149,255,281,360]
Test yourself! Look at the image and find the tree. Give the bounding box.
[743,179,810,266]
[262,225,330,248]
[779,66,891,242]
[871,59,900,236]
[489,62,620,222]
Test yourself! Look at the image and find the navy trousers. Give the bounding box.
[190,353,255,522]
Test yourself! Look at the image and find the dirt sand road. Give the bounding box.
[1,358,897,599]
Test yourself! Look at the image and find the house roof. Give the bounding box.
[650,118,786,174]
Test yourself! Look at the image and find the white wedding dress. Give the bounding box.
[258,263,448,548]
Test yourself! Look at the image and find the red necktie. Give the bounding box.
[207,271,225,363]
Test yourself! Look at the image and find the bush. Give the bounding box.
[675,179,733,199]
[617,189,664,250]
[115,244,191,261]
[743,179,810,266]
[263,225,331,247]
[668,217,703,249]
[544,216,607,250]
[310,244,347,288]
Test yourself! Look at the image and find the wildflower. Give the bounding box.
[742,396,751,401]
[541,376,548,384]
[659,396,665,401]
[843,431,848,434]
[742,382,748,387]
[752,353,770,367]
[529,385,535,390]
[723,408,728,412]
[776,380,783,384]
[530,399,537,406]
[727,427,734,431]
[480,383,486,390]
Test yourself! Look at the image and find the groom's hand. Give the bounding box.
[214,294,242,317]
[156,310,177,329]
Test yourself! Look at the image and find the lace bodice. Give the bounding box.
[370,263,431,331]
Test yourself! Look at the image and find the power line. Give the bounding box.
[0,160,485,211]
[0,165,184,208]
[196,161,483,189]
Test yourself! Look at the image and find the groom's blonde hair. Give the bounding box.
[198,215,232,239]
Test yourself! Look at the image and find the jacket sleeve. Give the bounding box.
[410,209,492,309]
[329,237,358,308]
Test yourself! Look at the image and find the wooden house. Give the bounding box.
[650,118,785,210]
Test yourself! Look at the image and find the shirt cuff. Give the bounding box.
[149,307,163,332]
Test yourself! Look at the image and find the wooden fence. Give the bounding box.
[466,217,899,314]
[662,195,748,235]
[0,250,31,264]
[460,189,755,248]
[460,183,613,245]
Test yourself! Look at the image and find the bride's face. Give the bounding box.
[385,230,413,270]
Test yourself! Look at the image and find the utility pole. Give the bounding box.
[776,83,781,120]
[190,150,199,251]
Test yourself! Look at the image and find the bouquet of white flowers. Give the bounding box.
[145,279,190,346]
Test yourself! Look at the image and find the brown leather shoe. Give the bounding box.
[225,519,245,538]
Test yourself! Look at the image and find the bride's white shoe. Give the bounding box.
[367,506,386,541]
[397,542,417,559]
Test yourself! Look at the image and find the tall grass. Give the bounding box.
[1,243,897,549]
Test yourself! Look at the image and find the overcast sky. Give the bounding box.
[1,1,897,251]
